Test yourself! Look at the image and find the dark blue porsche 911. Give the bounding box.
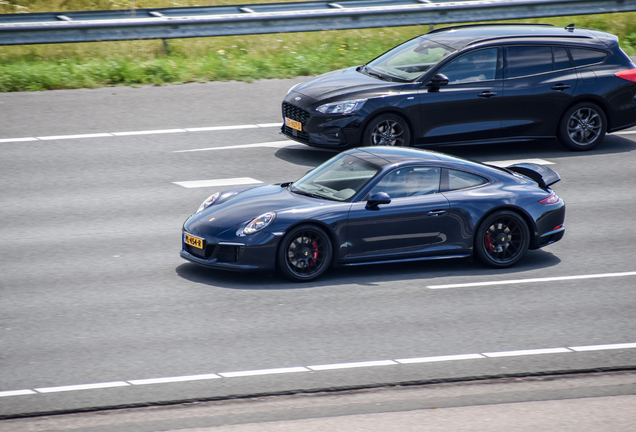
[181,147,565,281]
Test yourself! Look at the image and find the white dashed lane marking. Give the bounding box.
[1,342,634,399]
[173,177,263,189]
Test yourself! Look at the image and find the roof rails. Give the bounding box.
[427,23,555,35]
[465,33,593,47]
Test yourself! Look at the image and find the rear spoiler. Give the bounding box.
[506,163,561,188]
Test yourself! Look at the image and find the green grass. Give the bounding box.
[1,1,636,92]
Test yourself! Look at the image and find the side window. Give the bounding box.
[369,167,440,199]
[441,169,488,192]
[553,47,573,71]
[437,48,498,84]
[506,46,553,78]
[569,48,608,67]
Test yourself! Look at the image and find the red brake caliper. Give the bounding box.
[485,233,494,251]
[310,240,319,266]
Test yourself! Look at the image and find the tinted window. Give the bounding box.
[507,46,553,78]
[438,48,498,84]
[441,169,488,192]
[553,47,572,70]
[369,167,440,199]
[570,48,608,67]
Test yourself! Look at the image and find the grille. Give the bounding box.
[282,102,309,123]
[282,102,311,142]
[185,243,243,262]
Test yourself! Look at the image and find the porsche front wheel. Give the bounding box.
[278,225,332,282]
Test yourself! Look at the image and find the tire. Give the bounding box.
[278,225,332,282]
[474,210,530,268]
[558,102,607,151]
[362,113,411,147]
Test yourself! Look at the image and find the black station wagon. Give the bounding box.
[282,24,636,151]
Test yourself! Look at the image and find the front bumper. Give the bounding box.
[281,101,363,148]
[180,231,280,273]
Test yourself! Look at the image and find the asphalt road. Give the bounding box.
[1,79,635,419]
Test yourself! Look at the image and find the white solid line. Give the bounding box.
[613,130,636,135]
[307,360,397,371]
[0,389,37,398]
[483,348,571,358]
[35,381,130,393]
[427,271,636,289]
[483,158,554,167]
[112,129,186,136]
[128,373,221,385]
[185,125,258,132]
[174,140,297,153]
[257,123,283,128]
[396,354,485,364]
[173,177,263,188]
[569,342,636,352]
[38,133,113,140]
[0,137,38,143]
[219,367,309,378]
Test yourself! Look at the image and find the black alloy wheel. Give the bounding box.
[363,113,411,147]
[475,210,530,268]
[558,102,607,151]
[278,225,332,281]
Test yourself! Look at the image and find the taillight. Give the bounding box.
[539,193,559,205]
[616,69,636,82]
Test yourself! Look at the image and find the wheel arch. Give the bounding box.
[473,205,539,251]
[275,220,340,269]
[557,96,611,133]
[360,109,416,146]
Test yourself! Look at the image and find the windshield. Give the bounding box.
[362,37,455,82]
[290,153,381,201]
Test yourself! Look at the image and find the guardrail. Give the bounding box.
[1,0,635,46]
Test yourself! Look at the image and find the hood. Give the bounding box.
[291,66,402,102]
[185,184,321,237]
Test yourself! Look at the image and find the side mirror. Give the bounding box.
[366,192,391,209]
[426,73,449,88]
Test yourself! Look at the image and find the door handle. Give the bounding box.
[551,84,571,91]
[427,210,446,216]
[478,91,497,98]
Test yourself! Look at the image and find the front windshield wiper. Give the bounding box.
[361,65,392,82]
[290,187,322,199]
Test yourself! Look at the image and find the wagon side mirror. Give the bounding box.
[425,74,449,89]
[366,192,391,209]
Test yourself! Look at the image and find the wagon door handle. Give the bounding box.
[551,84,570,91]
[478,91,497,98]
[427,210,446,216]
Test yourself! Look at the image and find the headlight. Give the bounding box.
[243,212,276,235]
[316,99,367,114]
[196,192,221,213]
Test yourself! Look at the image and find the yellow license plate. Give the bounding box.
[285,117,302,132]
[184,233,204,249]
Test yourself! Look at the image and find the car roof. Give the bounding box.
[350,146,485,169]
[423,24,613,50]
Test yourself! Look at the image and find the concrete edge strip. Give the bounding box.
[2,342,634,399]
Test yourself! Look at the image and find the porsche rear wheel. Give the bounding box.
[475,211,530,268]
[278,225,332,282]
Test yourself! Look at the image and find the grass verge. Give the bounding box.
[1,10,636,92]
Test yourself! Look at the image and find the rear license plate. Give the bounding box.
[285,117,302,132]
[184,233,204,249]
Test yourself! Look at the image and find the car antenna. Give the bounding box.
[565,23,575,32]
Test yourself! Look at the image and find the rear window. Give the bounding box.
[441,169,488,192]
[569,48,608,67]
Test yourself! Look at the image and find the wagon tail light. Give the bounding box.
[616,69,636,82]
[539,193,560,205]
